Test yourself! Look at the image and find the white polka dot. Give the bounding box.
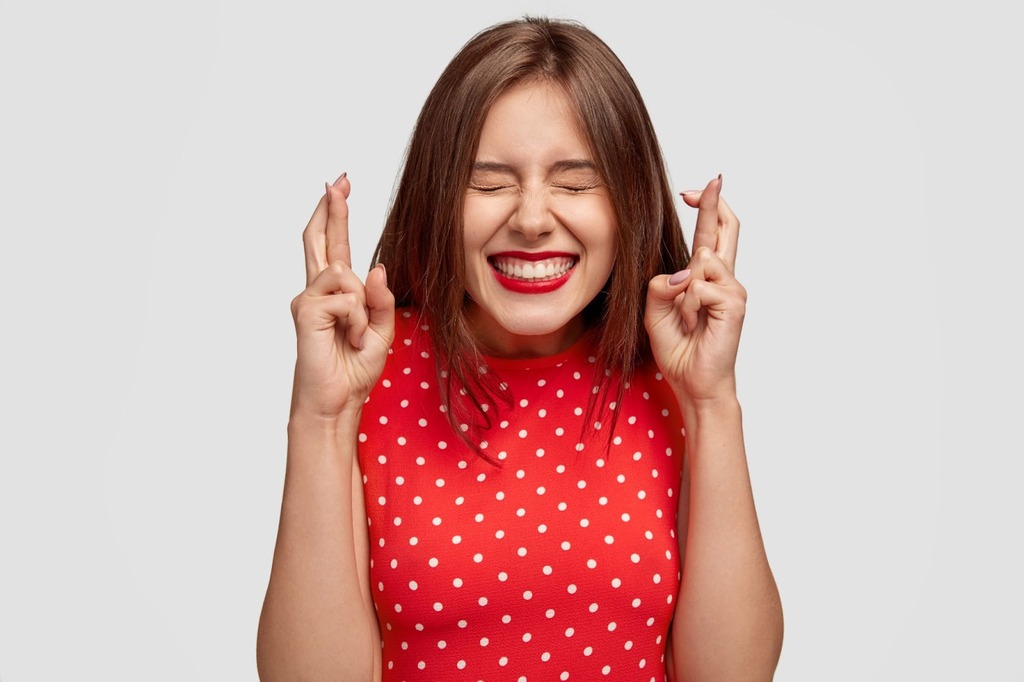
[457,660,466,669]
[589,602,598,613]
[608,622,617,631]
[395,476,404,485]
[625,640,633,650]
[498,571,508,582]
[538,524,548,533]
[502,614,512,624]
[646,617,655,626]
[556,389,565,398]
[475,513,484,522]
[587,559,597,569]
[453,578,463,587]
[518,429,528,438]
[583,646,593,656]
[541,652,551,662]
[542,565,553,575]
[536,486,546,495]
[438,440,448,450]
[413,496,423,505]
[599,496,608,505]
[516,469,526,479]
[433,602,443,612]
[417,661,425,670]
[523,590,533,600]
[536,448,545,457]
[558,502,568,511]
[621,512,631,522]
[456,496,465,505]
[377,496,386,505]
[428,557,439,567]
[646,531,655,540]
[409,581,418,590]
[377,455,387,464]
[516,508,526,517]
[474,553,484,563]
[452,535,462,544]
[499,656,508,666]
[616,474,626,484]
[596,458,605,468]
[390,559,398,569]
[638,490,647,500]
[518,547,528,557]
[555,427,564,436]
[432,517,442,526]
[496,491,505,501]
[378,416,388,425]
[561,541,571,550]
[418,418,427,427]
[480,637,489,647]
[560,672,570,681]
[653,573,662,584]
[579,518,590,528]
[632,598,642,607]
[495,529,505,539]
[611,578,621,588]
[556,464,566,474]
[631,553,640,563]
[604,535,614,544]
[477,473,486,482]
[479,596,488,606]
[415,456,425,466]
[567,584,577,594]
[522,632,532,642]
[435,478,445,487]
[576,480,586,489]
[409,537,418,546]
[394,604,402,612]
[437,640,446,649]
[546,609,555,618]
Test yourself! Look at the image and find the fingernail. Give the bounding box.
[358,335,366,350]
[325,182,332,204]
[680,190,700,196]
[378,262,388,285]
[669,269,691,285]
[333,172,347,186]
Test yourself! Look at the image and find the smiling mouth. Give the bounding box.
[488,255,577,281]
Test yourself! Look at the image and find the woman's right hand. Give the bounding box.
[289,174,395,420]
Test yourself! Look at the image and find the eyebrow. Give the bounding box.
[472,159,598,174]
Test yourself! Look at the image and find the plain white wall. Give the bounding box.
[1,0,1020,680]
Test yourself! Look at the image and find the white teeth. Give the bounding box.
[491,256,575,281]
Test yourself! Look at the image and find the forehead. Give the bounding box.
[475,80,592,164]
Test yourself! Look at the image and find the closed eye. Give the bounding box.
[469,184,512,193]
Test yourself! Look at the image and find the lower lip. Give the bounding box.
[491,265,574,294]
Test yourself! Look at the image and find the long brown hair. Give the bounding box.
[373,16,690,453]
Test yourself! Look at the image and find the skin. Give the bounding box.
[257,82,782,681]
[463,81,617,358]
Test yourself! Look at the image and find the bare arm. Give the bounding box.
[257,411,381,681]
[668,397,782,681]
[257,175,394,681]
[647,177,782,680]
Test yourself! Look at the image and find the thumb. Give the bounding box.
[644,270,691,328]
[365,263,396,345]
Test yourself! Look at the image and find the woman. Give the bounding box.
[258,17,782,681]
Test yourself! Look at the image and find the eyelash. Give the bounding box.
[469,184,597,193]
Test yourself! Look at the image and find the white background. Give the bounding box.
[1,0,1021,680]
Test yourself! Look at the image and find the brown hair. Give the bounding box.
[373,16,690,453]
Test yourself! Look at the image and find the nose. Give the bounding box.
[508,186,555,241]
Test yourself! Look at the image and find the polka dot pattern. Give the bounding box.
[358,310,683,680]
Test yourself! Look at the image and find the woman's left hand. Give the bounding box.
[644,175,746,405]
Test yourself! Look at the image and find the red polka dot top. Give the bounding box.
[358,310,686,681]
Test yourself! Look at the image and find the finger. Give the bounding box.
[714,194,740,273]
[678,278,743,333]
[306,260,368,299]
[644,269,691,332]
[364,263,396,347]
[690,176,722,255]
[293,290,369,350]
[325,173,353,267]
[302,193,330,288]
[686,245,735,286]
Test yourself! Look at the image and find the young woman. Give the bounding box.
[258,17,782,682]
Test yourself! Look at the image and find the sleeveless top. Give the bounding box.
[358,309,686,681]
